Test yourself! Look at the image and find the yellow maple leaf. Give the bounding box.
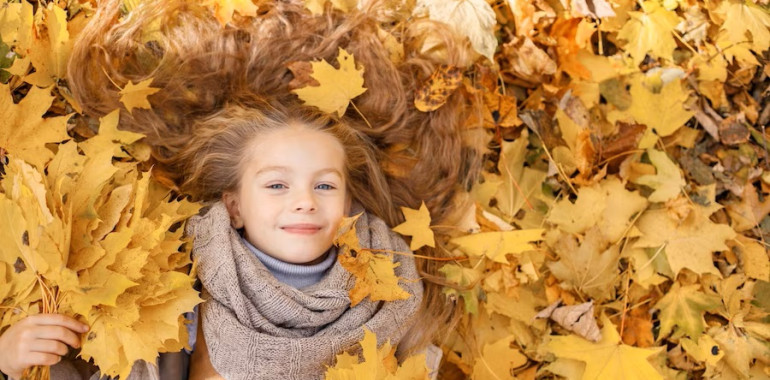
[493,130,548,222]
[304,0,357,15]
[119,78,161,113]
[471,336,527,380]
[25,4,72,88]
[79,110,145,158]
[716,0,770,55]
[547,177,648,242]
[450,229,543,263]
[338,248,410,306]
[419,0,497,61]
[617,1,680,65]
[634,205,736,276]
[654,282,721,340]
[205,0,258,25]
[291,47,367,117]
[324,328,429,380]
[632,149,686,203]
[628,75,693,137]
[545,314,665,380]
[546,227,620,301]
[392,201,435,251]
[0,84,71,170]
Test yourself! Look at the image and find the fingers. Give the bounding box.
[29,339,69,356]
[27,314,89,333]
[25,352,62,366]
[33,325,81,349]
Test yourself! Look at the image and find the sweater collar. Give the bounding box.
[241,237,337,289]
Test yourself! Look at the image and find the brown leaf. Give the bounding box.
[414,64,463,112]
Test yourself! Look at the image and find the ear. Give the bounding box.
[222,191,245,228]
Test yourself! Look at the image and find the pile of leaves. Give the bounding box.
[2,0,770,379]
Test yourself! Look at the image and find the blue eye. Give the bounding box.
[267,184,286,189]
[316,183,335,190]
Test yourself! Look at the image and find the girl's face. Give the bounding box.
[224,123,349,264]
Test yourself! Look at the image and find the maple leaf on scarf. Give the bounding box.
[119,78,161,113]
[324,328,429,380]
[392,201,435,251]
[290,48,367,117]
[545,314,665,380]
[334,215,411,306]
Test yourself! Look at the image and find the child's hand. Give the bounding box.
[0,314,89,380]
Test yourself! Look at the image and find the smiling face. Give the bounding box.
[223,123,349,264]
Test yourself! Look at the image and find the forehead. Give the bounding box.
[243,124,346,172]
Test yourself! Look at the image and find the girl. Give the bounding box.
[0,0,481,378]
[180,104,423,379]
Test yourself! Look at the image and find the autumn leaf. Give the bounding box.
[291,48,367,117]
[324,328,429,380]
[414,64,463,112]
[0,84,71,170]
[617,1,680,65]
[204,0,258,25]
[392,201,435,251]
[545,314,665,380]
[417,0,497,61]
[25,4,72,88]
[634,204,736,276]
[119,78,161,113]
[547,227,620,301]
[439,264,481,314]
[628,75,694,138]
[632,149,686,203]
[715,0,770,55]
[450,229,543,263]
[654,282,721,340]
[493,130,548,222]
[471,336,527,380]
[338,249,410,306]
[79,110,145,158]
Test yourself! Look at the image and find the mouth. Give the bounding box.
[281,224,323,235]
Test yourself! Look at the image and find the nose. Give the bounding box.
[292,189,317,212]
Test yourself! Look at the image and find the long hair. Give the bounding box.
[68,0,481,355]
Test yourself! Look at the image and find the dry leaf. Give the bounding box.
[392,201,435,250]
[414,64,462,112]
[119,78,161,113]
[291,48,367,117]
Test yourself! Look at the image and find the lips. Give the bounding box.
[281,223,322,235]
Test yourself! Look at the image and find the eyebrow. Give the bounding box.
[255,166,344,177]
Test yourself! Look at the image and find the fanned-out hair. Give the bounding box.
[68,0,481,355]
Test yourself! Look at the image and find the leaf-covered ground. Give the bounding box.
[1,0,769,379]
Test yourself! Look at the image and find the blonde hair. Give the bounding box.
[68,0,481,355]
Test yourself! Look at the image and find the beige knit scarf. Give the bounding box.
[186,202,423,379]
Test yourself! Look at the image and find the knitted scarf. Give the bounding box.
[186,202,423,379]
